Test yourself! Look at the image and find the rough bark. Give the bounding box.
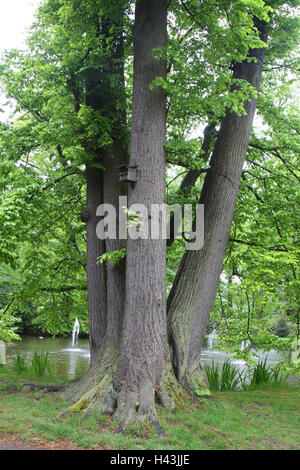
[83,3,127,367]
[61,162,108,404]
[59,3,128,412]
[62,145,127,410]
[115,0,168,427]
[167,29,268,389]
[59,0,186,420]
[85,163,107,367]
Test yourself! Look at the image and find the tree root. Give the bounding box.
[156,362,192,412]
[58,343,120,403]
[57,373,118,419]
[113,374,182,435]
[21,384,66,393]
[56,353,202,435]
[185,364,209,396]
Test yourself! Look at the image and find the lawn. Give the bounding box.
[0,368,299,450]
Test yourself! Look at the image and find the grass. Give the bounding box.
[0,367,299,450]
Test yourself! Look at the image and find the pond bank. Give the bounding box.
[1,335,299,384]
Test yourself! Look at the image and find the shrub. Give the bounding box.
[274,317,290,338]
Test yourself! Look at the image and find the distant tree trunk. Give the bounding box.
[167,25,268,390]
[115,0,168,427]
[228,273,233,310]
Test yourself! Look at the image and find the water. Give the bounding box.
[207,329,216,350]
[2,336,90,378]
[201,337,283,370]
[71,318,80,347]
[1,335,298,383]
[201,336,299,385]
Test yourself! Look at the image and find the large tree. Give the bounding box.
[167,18,268,390]
[0,0,299,428]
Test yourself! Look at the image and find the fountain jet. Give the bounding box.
[71,318,80,347]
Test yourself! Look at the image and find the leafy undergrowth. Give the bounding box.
[0,368,299,450]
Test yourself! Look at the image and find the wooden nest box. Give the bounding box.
[117,164,138,183]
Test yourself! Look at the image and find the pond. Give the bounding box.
[0,336,90,379]
[0,334,298,384]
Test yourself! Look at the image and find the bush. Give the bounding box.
[12,352,54,377]
[274,317,290,338]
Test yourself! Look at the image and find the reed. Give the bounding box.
[31,352,53,377]
[205,360,242,392]
[206,357,289,392]
[13,354,27,374]
[242,358,289,390]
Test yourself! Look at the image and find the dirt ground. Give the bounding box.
[0,434,83,450]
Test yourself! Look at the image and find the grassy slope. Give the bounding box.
[0,369,299,450]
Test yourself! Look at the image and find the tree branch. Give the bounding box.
[39,285,87,292]
[229,238,289,252]
[42,170,81,190]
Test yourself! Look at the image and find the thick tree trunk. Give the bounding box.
[60,146,127,409]
[115,0,168,427]
[59,0,182,420]
[59,2,128,412]
[85,163,107,367]
[167,35,267,390]
[84,2,126,367]
[83,3,128,408]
